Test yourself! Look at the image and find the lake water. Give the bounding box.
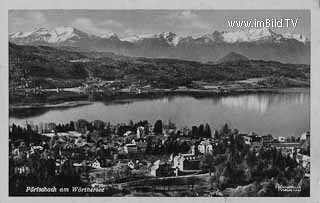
[9,89,310,138]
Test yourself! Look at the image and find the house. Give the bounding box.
[42,131,82,138]
[239,134,263,150]
[270,142,300,155]
[14,165,31,175]
[172,153,201,172]
[251,136,263,149]
[89,159,102,169]
[135,138,148,152]
[123,131,133,137]
[261,134,274,143]
[30,146,43,154]
[66,131,82,138]
[300,131,310,141]
[172,154,185,171]
[299,131,310,153]
[164,125,176,135]
[31,145,43,151]
[278,136,286,142]
[242,134,262,145]
[296,153,310,175]
[182,155,201,171]
[73,162,86,174]
[127,160,135,169]
[150,160,160,176]
[198,140,213,154]
[124,143,138,154]
[136,126,145,138]
[242,134,252,145]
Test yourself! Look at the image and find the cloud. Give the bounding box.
[9,11,48,32]
[163,10,211,34]
[29,12,47,24]
[72,17,123,36]
[100,19,123,28]
[177,10,199,20]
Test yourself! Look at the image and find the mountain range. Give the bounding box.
[9,26,310,64]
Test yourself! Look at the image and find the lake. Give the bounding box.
[9,89,310,138]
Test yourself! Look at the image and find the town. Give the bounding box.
[9,119,310,196]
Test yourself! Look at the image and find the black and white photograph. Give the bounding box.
[8,9,311,197]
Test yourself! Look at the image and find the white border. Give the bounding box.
[1,0,319,203]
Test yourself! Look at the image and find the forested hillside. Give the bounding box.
[9,42,310,89]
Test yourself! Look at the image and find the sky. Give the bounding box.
[8,10,310,38]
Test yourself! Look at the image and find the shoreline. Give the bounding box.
[9,100,92,110]
[9,87,309,110]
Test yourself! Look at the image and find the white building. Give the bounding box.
[150,160,160,176]
[278,136,286,142]
[198,140,213,154]
[124,143,138,154]
[172,154,185,171]
[300,131,310,141]
[296,153,310,168]
[89,159,101,169]
[136,126,145,138]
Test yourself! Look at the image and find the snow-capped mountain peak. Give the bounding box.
[9,28,49,39]
[202,28,309,44]
[282,33,309,43]
[52,26,75,35]
[100,32,118,39]
[9,26,90,43]
[49,26,80,42]
[218,28,281,43]
[32,27,49,34]
[120,31,181,45]
[120,33,155,42]
[9,31,26,38]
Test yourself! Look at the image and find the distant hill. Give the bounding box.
[217,52,249,63]
[9,42,310,89]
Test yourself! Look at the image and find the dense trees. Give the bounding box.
[220,123,231,136]
[198,124,204,137]
[204,123,212,138]
[153,120,163,134]
[10,124,48,145]
[200,153,215,174]
[9,43,309,90]
[190,123,212,138]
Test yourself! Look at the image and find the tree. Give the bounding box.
[180,141,190,153]
[129,120,134,127]
[167,120,176,130]
[200,154,215,175]
[229,134,236,154]
[220,123,231,136]
[224,161,235,180]
[153,120,163,134]
[198,124,204,137]
[191,126,199,137]
[204,123,212,138]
